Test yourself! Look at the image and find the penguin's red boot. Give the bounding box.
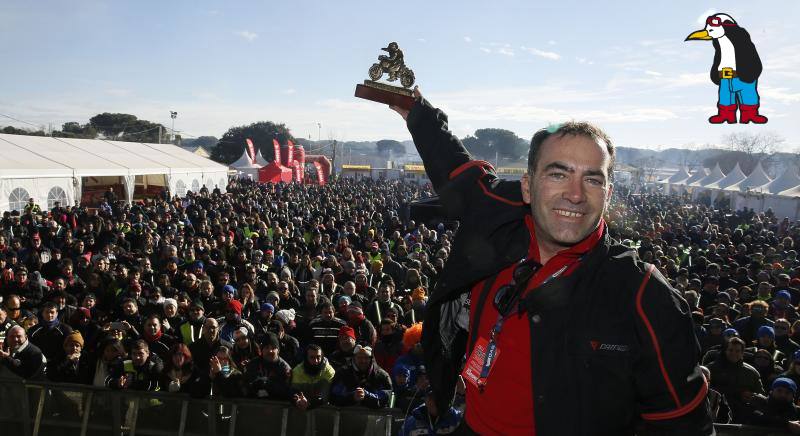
[709,104,738,124]
[739,104,768,124]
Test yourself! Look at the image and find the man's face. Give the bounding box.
[306,349,323,366]
[521,133,612,255]
[144,318,160,335]
[234,331,249,349]
[7,327,25,349]
[355,353,371,371]
[725,343,744,363]
[321,306,334,321]
[189,306,204,321]
[263,345,279,362]
[132,348,149,366]
[379,284,392,302]
[65,341,82,356]
[772,386,795,403]
[203,319,219,340]
[338,335,356,352]
[42,307,58,322]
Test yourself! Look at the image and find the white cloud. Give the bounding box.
[520,46,560,60]
[463,36,472,43]
[644,70,663,77]
[417,38,427,43]
[696,9,716,25]
[497,47,515,57]
[548,40,557,46]
[760,87,800,104]
[479,47,491,53]
[105,88,132,97]
[283,89,296,95]
[234,30,258,42]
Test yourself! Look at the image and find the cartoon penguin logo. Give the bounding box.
[686,13,767,124]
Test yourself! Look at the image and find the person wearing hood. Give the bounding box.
[331,344,392,408]
[28,301,73,373]
[399,388,463,436]
[219,299,255,343]
[374,318,404,373]
[750,378,800,430]
[179,299,206,345]
[245,333,292,400]
[50,331,91,384]
[346,302,376,347]
[708,337,764,423]
[290,344,336,410]
[161,298,184,338]
[68,307,101,354]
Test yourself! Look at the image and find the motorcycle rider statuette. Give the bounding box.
[354,42,416,110]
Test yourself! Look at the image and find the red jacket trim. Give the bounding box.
[641,380,709,421]
[635,264,682,409]
[449,160,493,180]
[477,177,525,207]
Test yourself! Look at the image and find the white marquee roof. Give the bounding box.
[765,165,800,194]
[705,163,746,190]
[0,133,227,179]
[691,163,725,187]
[682,168,709,185]
[725,161,772,192]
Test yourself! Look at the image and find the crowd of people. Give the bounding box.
[0,178,462,434]
[4,176,800,433]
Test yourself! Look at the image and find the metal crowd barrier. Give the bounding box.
[0,376,404,436]
[0,376,795,435]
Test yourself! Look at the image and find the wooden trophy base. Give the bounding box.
[354,80,415,110]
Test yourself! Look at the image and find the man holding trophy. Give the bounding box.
[358,43,714,434]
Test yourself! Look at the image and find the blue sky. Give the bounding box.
[1,0,798,151]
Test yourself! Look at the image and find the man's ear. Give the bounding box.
[606,183,614,202]
[521,173,532,204]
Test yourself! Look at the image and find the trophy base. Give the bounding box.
[355,81,415,110]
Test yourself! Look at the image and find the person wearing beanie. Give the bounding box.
[178,300,207,345]
[251,302,275,340]
[780,350,800,389]
[266,320,301,367]
[50,330,91,384]
[331,344,393,409]
[346,302,376,347]
[365,280,404,327]
[770,290,800,323]
[330,325,358,372]
[28,301,73,374]
[245,332,292,400]
[749,376,800,429]
[162,298,184,338]
[219,299,254,344]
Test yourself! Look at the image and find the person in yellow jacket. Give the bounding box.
[290,344,335,410]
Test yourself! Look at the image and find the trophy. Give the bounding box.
[354,42,416,110]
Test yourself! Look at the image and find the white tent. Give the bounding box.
[661,166,691,195]
[728,162,773,212]
[254,150,270,166]
[230,149,262,180]
[690,164,725,200]
[0,133,229,212]
[726,162,772,193]
[764,166,800,195]
[705,163,746,190]
[682,168,709,187]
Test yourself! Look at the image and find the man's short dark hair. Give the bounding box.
[528,121,615,182]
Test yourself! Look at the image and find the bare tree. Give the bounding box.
[723,132,784,174]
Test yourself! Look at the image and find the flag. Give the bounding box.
[272,139,281,164]
[287,140,295,165]
[245,138,256,164]
[313,161,326,185]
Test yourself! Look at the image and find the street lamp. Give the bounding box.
[170,111,178,143]
[317,122,321,142]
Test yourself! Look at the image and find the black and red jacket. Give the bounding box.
[407,98,714,435]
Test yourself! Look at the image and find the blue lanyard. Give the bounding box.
[477,260,574,389]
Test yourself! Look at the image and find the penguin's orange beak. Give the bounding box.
[685,29,711,41]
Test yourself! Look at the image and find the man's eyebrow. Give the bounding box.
[542,161,607,179]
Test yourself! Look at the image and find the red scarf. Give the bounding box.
[144,329,164,343]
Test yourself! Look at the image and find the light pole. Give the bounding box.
[317,122,321,142]
[170,111,178,143]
